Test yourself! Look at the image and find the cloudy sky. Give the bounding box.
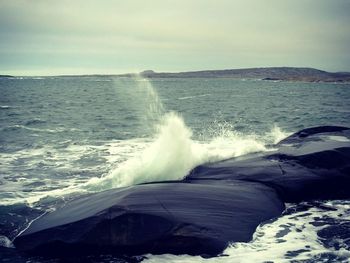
[1,0,349,75]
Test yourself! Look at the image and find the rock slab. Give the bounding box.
[14,126,350,257]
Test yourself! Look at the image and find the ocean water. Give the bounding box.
[0,76,350,262]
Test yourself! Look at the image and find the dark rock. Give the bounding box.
[277,126,350,144]
[187,126,350,203]
[13,126,350,257]
[0,247,27,263]
[14,182,284,257]
[0,204,43,240]
[318,222,350,249]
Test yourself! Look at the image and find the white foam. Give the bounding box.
[0,76,289,205]
[177,94,211,100]
[1,125,68,133]
[266,124,290,144]
[84,112,205,190]
[0,235,14,248]
[82,77,271,191]
[0,105,11,109]
[82,109,275,192]
[326,135,350,142]
[143,201,350,263]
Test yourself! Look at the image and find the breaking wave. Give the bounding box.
[83,78,286,191]
[0,77,289,205]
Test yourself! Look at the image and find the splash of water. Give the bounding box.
[84,111,204,190]
[0,77,289,205]
[84,109,284,191]
[112,75,164,133]
[84,77,278,191]
[143,201,350,263]
[0,121,286,206]
[267,124,290,144]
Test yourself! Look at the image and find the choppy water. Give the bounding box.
[0,76,350,262]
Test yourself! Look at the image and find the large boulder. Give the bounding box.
[13,126,350,257]
[14,182,284,257]
[187,126,350,202]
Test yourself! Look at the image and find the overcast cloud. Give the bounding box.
[1,0,349,75]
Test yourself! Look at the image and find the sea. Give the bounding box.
[0,76,350,262]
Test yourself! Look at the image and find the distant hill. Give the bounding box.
[52,67,350,82]
[131,67,350,82]
[0,75,14,78]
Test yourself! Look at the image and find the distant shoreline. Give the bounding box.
[2,67,350,83]
[133,67,350,83]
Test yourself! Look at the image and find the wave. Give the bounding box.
[83,77,280,191]
[1,125,66,133]
[83,113,287,192]
[0,120,287,207]
[24,119,47,126]
[0,105,11,109]
[266,124,289,144]
[0,76,289,206]
[143,200,350,262]
[177,94,211,100]
[0,235,14,248]
[84,112,205,190]
[11,124,283,206]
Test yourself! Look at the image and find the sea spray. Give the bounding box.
[0,121,288,206]
[45,77,289,193]
[84,112,284,191]
[90,76,201,188]
[84,77,271,191]
[85,112,205,190]
[129,75,165,126]
[202,118,270,160]
[0,76,290,205]
[139,76,165,125]
[266,124,290,144]
[111,75,164,134]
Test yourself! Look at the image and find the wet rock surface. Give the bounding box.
[14,182,284,257]
[13,126,350,257]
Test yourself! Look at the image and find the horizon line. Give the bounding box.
[2,66,350,77]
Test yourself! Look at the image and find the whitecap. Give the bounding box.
[0,235,14,248]
[177,93,211,100]
[0,105,11,109]
[326,135,350,142]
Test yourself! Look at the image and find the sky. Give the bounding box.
[0,0,350,75]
